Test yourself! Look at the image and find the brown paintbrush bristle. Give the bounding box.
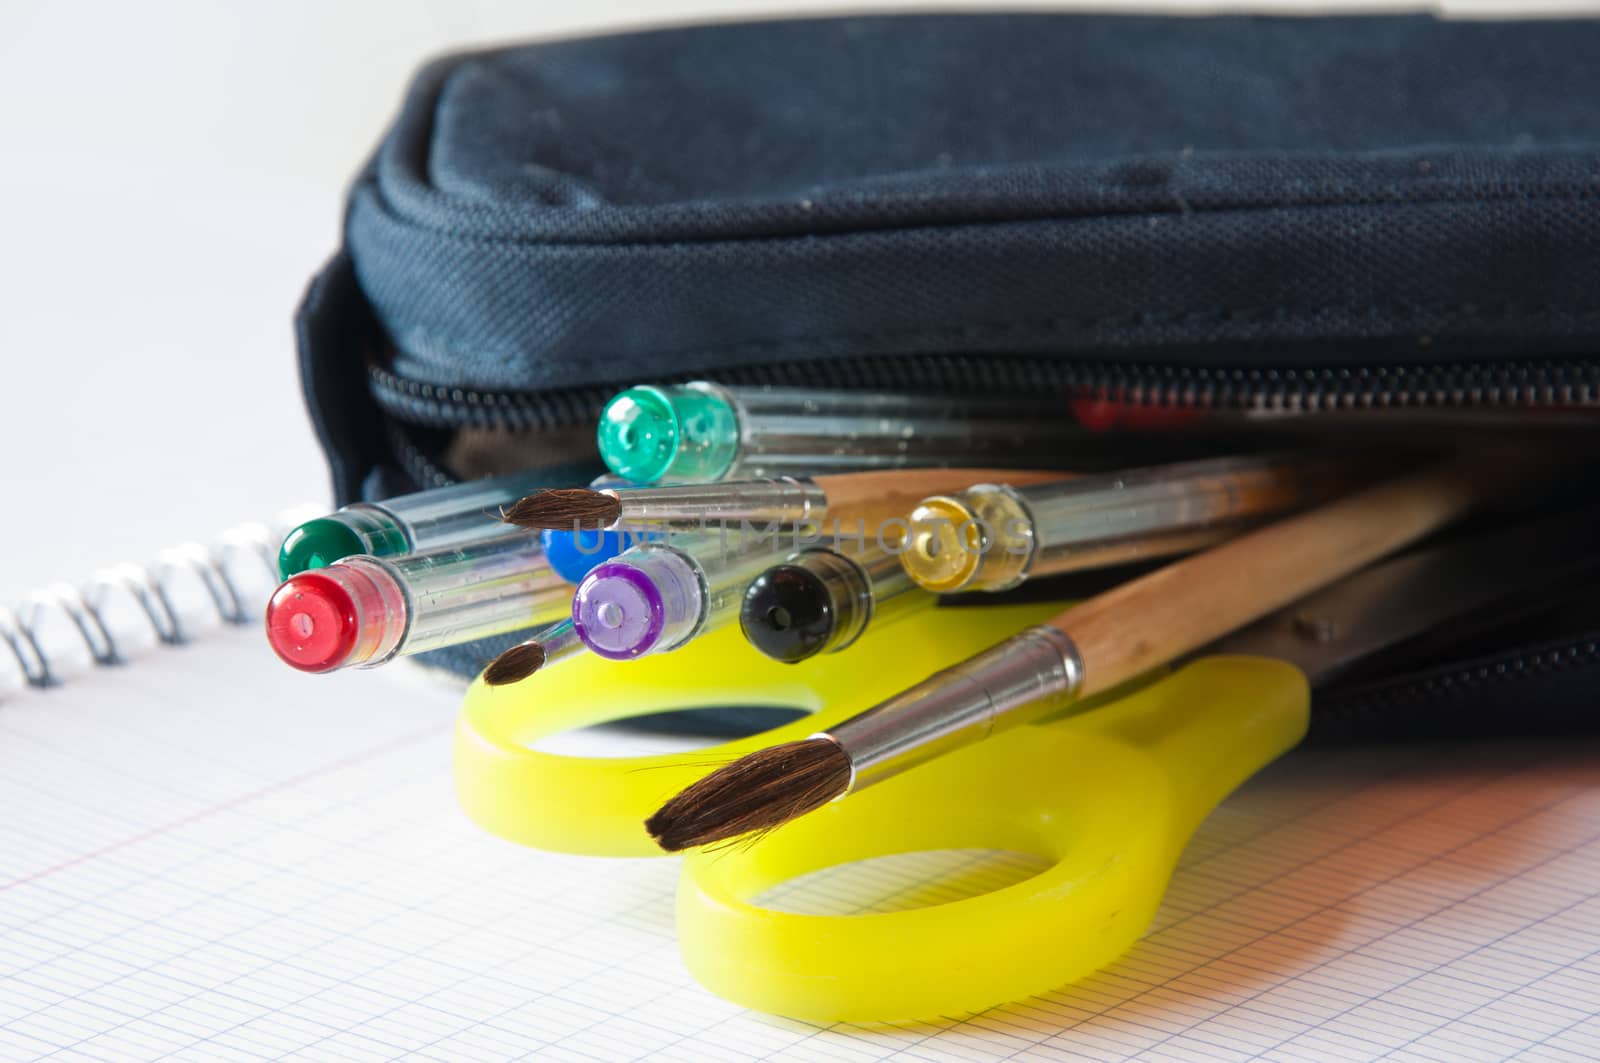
[500,489,622,531]
[645,737,852,851]
[482,641,546,686]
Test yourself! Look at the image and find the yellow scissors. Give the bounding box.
[453,521,1567,1022]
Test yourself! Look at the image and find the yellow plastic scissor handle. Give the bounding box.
[453,605,1308,1021]
[676,655,1308,1022]
[454,601,1073,857]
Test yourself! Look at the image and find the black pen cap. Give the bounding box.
[740,550,873,664]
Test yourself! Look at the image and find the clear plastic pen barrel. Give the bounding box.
[728,385,1083,478]
[572,530,792,659]
[278,468,574,576]
[741,545,928,662]
[597,382,1083,483]
[267,532,571,672]
[385,536,571,656]
[904,453,1358,593]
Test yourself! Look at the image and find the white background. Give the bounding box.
[0,0,1590,602]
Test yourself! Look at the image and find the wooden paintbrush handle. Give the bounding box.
[813,468,1070,531]
[1057,456,1492,698]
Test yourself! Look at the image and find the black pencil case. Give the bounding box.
[296,12,1600,741]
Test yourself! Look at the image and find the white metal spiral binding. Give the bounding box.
[0,504,321,698]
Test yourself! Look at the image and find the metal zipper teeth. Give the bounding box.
[369,357,1600,433]
[1312,634,1600,728]
[385,422,457,490]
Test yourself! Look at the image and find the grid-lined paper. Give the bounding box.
[3,627,1598,1062]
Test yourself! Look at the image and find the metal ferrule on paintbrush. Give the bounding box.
[823,625,1084,791]
[605,478,829,529]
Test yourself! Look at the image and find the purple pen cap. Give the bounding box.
[571,548,704,660]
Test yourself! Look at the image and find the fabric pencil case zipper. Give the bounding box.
[367,349,1600,496]
[368,354,1600,436]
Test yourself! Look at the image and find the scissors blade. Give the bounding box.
[1206,509,1600,687]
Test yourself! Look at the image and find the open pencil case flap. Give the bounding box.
[293,12,1600,732]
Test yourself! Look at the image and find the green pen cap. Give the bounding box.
[277,509,409,578]
[597,383,740,483]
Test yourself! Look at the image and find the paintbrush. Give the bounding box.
[499,468,1069,533]
[481,619,587,686]
[646,456,1495,851]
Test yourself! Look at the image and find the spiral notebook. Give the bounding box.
[0,505,323,699]
[2,601,1598,1060]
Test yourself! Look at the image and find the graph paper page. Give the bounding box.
[2,626,1598,1062]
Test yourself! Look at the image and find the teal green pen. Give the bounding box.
[597,383,1085,484]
